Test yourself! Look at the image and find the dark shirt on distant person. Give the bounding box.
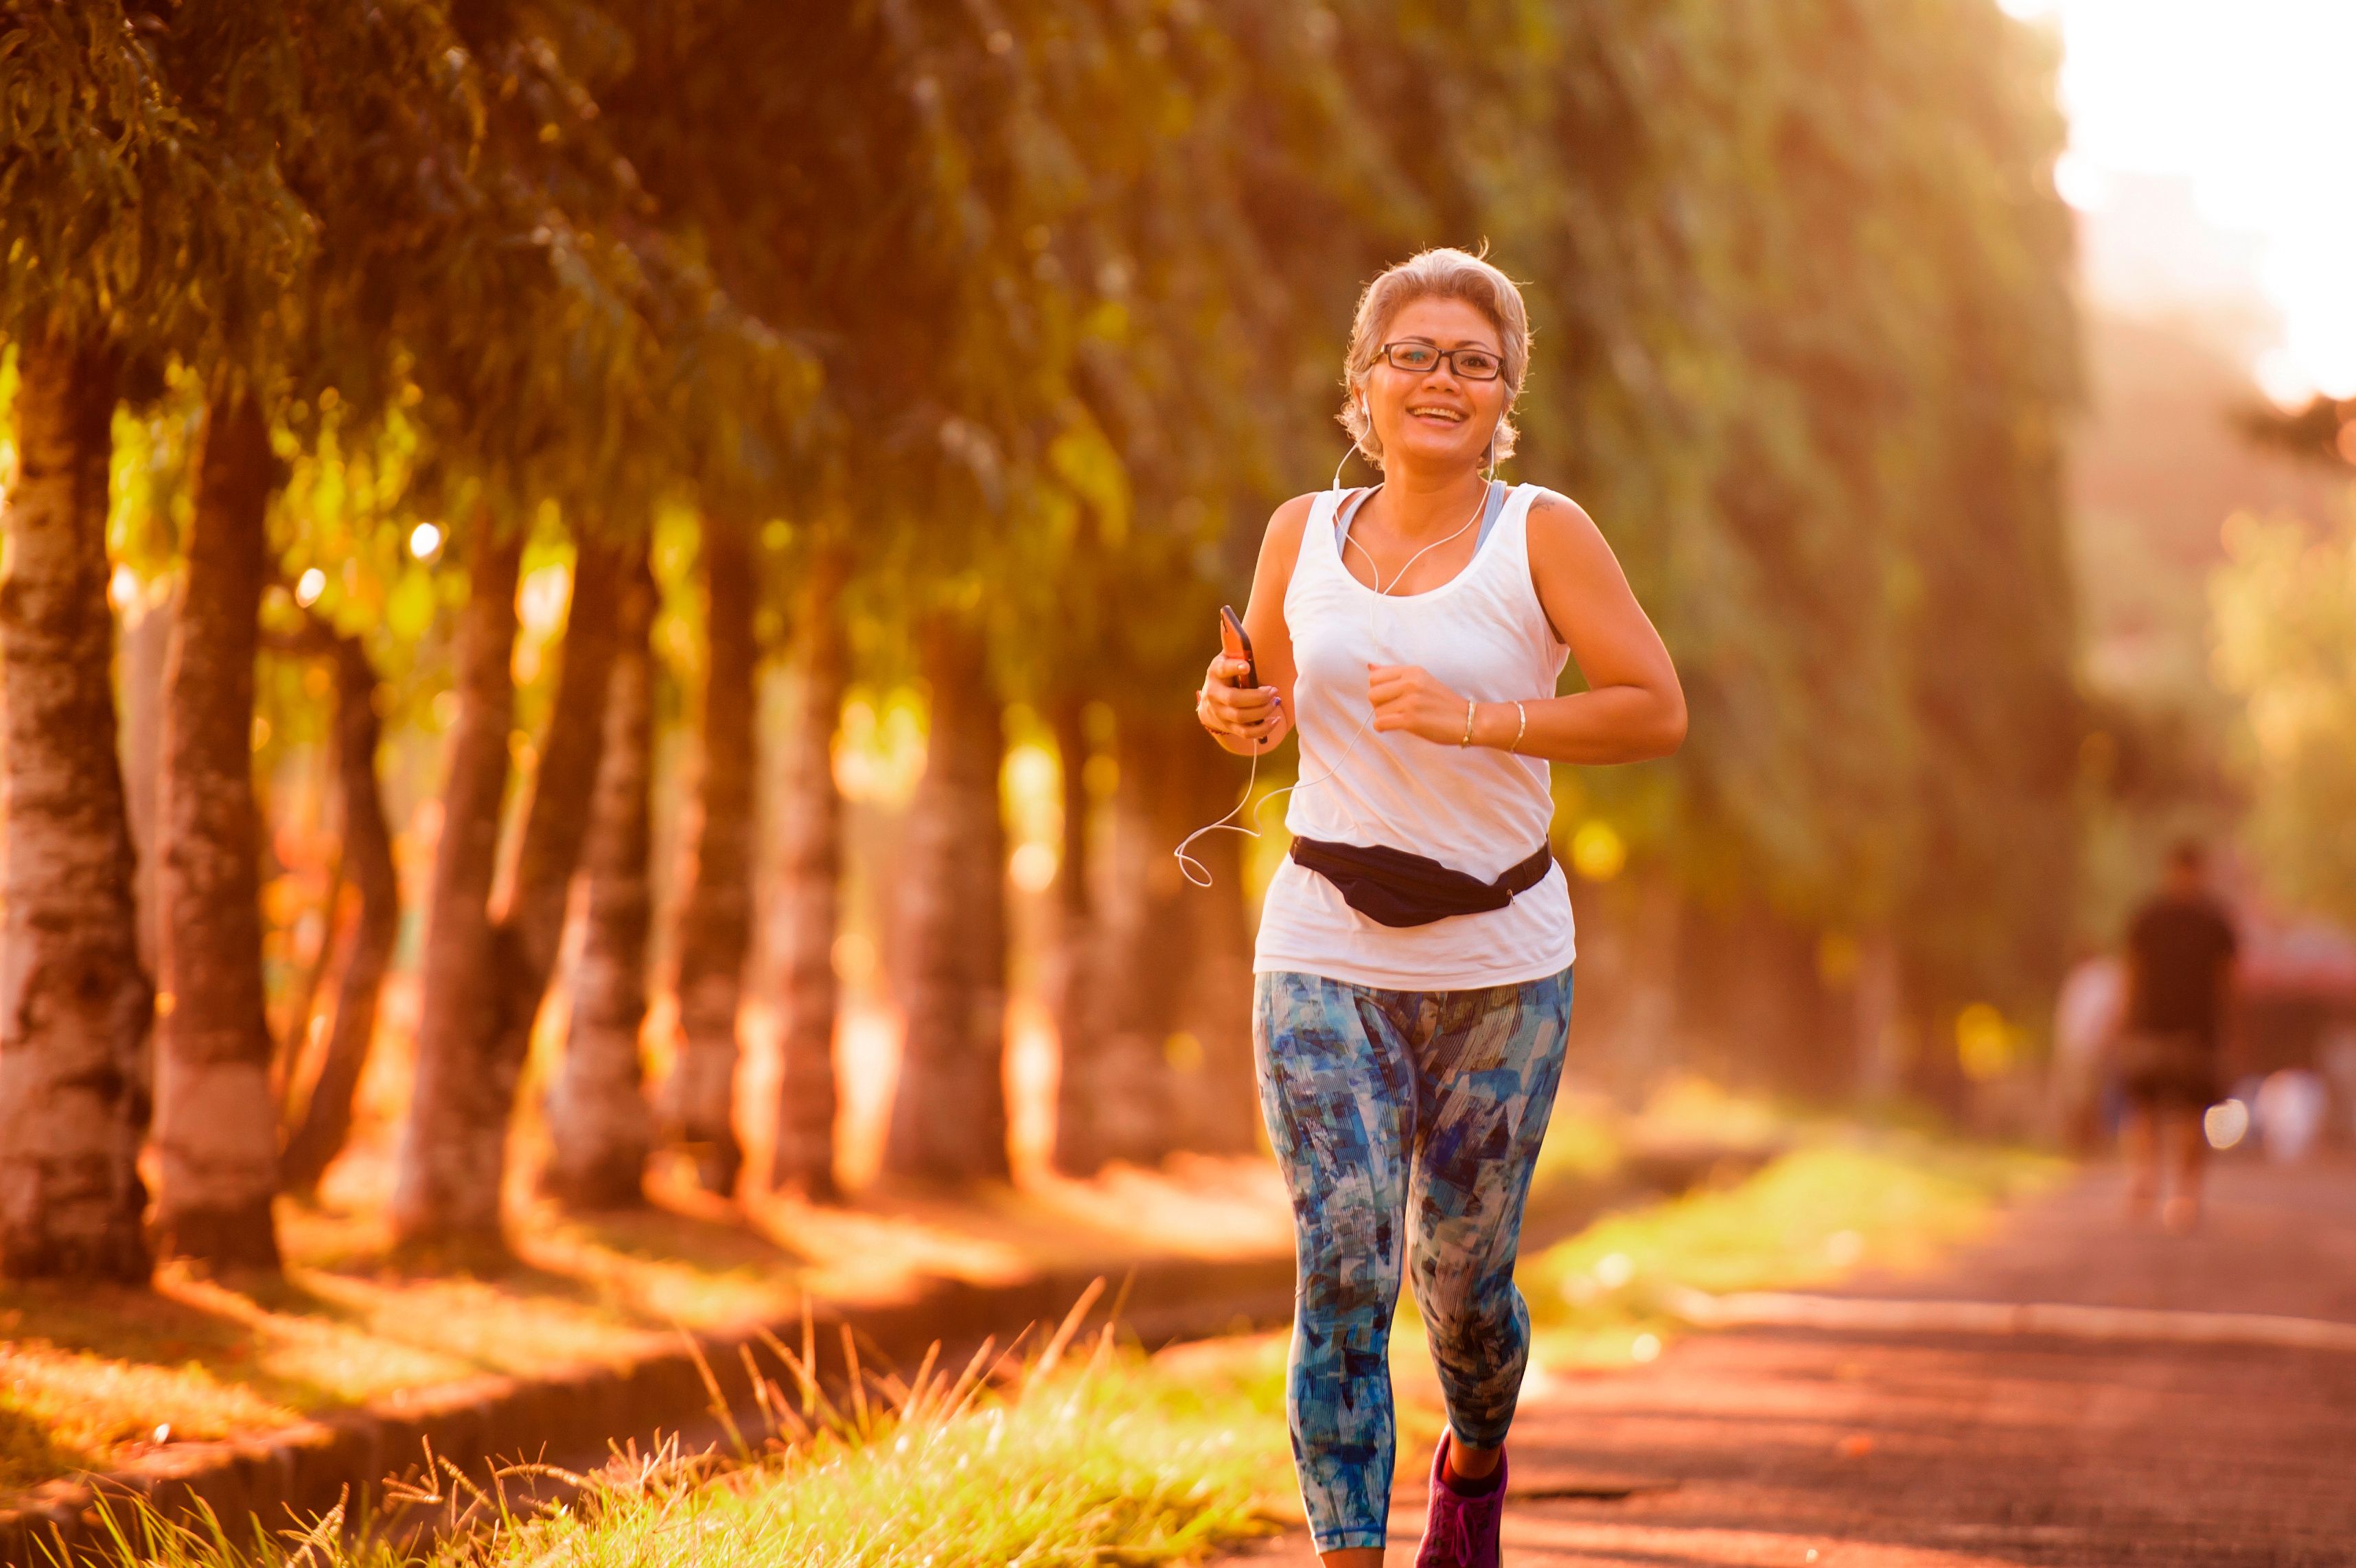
[2125,895,2238,1048]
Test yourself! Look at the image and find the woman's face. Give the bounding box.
[1362,295,1509,476]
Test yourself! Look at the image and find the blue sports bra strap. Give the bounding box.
[1336,481,1510,552]
[1473,479,1510,551]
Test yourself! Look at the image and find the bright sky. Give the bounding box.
[2004,0,2356,398]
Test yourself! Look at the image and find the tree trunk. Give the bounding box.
[884,612,1008,1184]
[1045,695,1094,1172]
[392,529,625,1249]
[279,629,401,1197]
[1054,708,1186,1175]
[500,540,626,985]
[1170,739,1258,1154]
[119,590,172,975]
[666,522,759,1195]
[152,389,281,1268]
[389,524,524,1252]
[0,332,153,1282]
[542,560,658,1208]
[770,549,846,1199]
[444,535,628,1209]
[1853,931,1906,1101]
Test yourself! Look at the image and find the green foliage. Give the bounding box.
[2211,509,2356,925]
[1525,1134,2066,1344]
[0,2,310,354]
[14,0,2083,1026]
[584,0,2082,1013]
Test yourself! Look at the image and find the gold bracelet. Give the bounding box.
[1461,699,1477,747]
[1511,700,1527,754]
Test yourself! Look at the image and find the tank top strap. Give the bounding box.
[1333,481,1510,555]
[1472,479,1510,551]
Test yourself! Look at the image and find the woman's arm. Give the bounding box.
[1367,492,1685,763]
[1197,494,1315,756]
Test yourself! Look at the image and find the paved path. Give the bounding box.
[1221,1156,2356,1567]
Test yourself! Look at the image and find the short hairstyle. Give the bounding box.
[1339,247,1532,467]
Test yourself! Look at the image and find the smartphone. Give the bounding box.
[1218,604,1258,688]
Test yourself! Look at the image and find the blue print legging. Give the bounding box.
[1254,967,1572,1551]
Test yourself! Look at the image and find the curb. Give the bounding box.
[0,1252,1297,1565]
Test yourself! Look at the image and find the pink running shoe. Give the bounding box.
[1415,1431,1507,1568]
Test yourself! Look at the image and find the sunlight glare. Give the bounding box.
[2049,0,2356,393]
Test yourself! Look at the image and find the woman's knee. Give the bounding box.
[1416,1270,1524,1357]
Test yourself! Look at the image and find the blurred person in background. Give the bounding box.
[2254,1068,2328,1164]
[1196,249,1684,1568]
[2051,943,2127,1153]
[2118,840,2239,1232]
[2320,1024,2356,1147]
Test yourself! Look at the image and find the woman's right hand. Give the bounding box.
[1197,652,1288,751]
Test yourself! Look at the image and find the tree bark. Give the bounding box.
[119,590,172,976]
[542,560,658,1208]
[279,629,400,1197]
[1170,739,1259,1155]
[389,524,525,1252]
[769,549,846,1199]
[152,389,282,1268]
[1054,708,1187,1175]
[0,332,153,1282]
[391,529,625,1249]
[666,522,760,1195]
[1046,696,1094,1172]
[500,540,626,987]
[443,535,629,1212]
[884,612,1009,1184]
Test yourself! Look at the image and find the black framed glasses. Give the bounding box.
[1379,341,1503,380]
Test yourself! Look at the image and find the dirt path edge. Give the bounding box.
[0,1253,1297,1565]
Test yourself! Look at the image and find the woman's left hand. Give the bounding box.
[1367,663,1470,745]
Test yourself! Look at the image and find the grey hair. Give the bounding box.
[1339,247,1531,467]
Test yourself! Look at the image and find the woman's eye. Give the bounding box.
[1460,354,1499,376]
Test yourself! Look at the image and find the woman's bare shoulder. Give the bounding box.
[1254,491,1326,570]
[1524,486,1601,539]
[1523,485,1636,603]
[1269,490,1325,540]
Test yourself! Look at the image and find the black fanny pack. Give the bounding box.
[1291,838,1554,929]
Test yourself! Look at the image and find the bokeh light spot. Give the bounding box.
[2204,1099,2250,1150]
[1955,1003,2016,1081]
[1570,820,1626,881]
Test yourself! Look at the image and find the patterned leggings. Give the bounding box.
[1254,967,1572,1551]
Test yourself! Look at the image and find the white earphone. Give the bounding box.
[1177,419,1499,888]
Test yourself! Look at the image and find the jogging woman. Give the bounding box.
[1195,249,1685,1567]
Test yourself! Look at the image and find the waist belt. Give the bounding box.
[1291,838,1554,929]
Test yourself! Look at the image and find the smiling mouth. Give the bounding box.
[1407,404,1467,423]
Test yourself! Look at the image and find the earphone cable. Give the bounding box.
[1175,475,1492,888]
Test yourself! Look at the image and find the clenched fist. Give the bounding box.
[1368,663,1472,745]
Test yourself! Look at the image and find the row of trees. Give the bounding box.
[0,0,2080,1283]
[2215,396,2356,927]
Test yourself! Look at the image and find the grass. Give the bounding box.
[1516,1131,2068,1367]
[41,1115,2064,1565]
[0,1148,1293,1505]
[73,1295,1295,1568]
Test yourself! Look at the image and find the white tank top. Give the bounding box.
[1254,483,1578,991]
